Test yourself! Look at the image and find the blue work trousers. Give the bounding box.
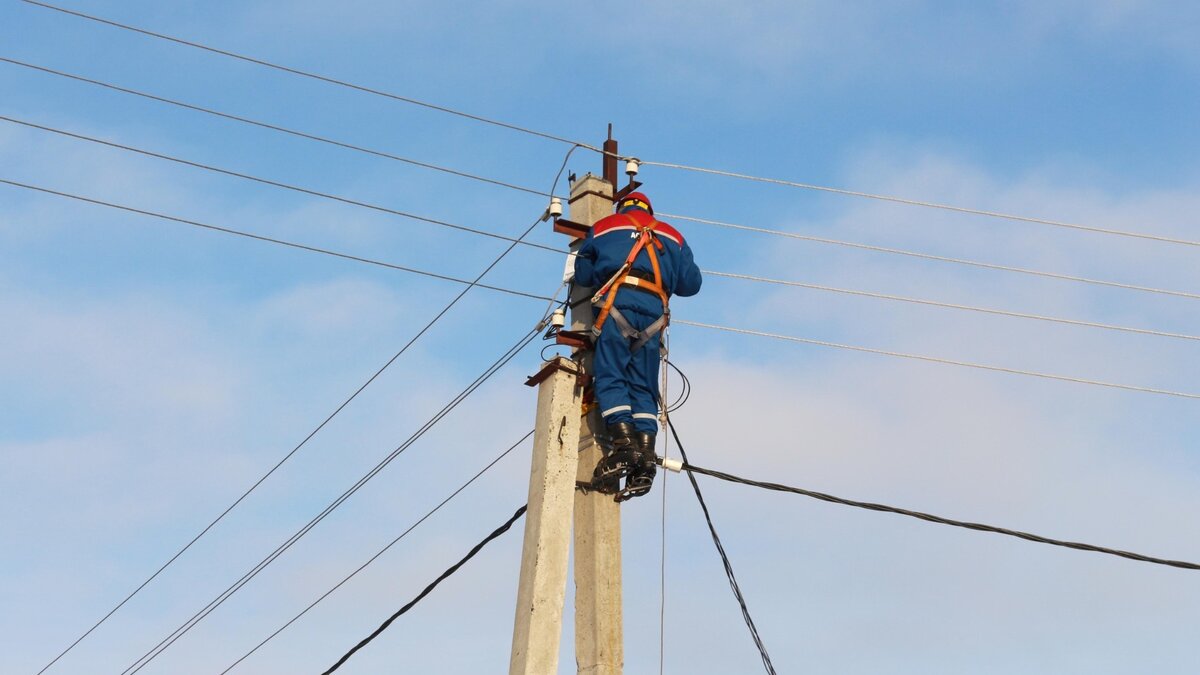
[593,306,662,434]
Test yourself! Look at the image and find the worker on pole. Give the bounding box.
[574,192,702,501]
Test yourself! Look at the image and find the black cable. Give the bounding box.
[121,327,539,675]
[0,179,552,302]
[0,115,564,254]
[682,462,1200,572]
[0,57,556,199]
[19,0,596,150]
[321,504,528,674]
[219,430,533,674]
[664,359,691,413]
[118,145,578,675]
[661,412,777,674]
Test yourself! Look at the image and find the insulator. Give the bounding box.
[548,197,563,219]
[624,158,640,176]
[550,308,566,329]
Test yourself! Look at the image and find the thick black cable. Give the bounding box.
[121,327,539,675]
[321,504,528,674]
[0,57,556,198]
[661,412,777,674]
[0,179,552,302]
[0,115,564,254]
[682,463,1200,571]
[118,145,578,674]
[220,430,533,674]
[19,0,596,151]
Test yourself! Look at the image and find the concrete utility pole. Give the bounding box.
[509,170,623,675]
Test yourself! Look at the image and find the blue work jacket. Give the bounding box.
[574,209,702,318]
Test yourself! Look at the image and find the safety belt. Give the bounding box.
[590,216,670,352]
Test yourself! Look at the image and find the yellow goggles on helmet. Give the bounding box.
[620,198,650,211]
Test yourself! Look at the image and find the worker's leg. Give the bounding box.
[617,329,661,501]
[593,319,635,428]
[592,319,638,487]
[628,330,662,435]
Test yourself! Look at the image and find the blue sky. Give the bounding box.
[3,1,1199,673]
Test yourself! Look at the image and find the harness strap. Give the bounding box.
[591,215,671,337]
[608,306,670,353]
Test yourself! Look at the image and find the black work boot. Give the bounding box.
[616,432,657,502]
[593,422,638,491]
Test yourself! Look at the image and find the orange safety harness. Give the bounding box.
[590,216,670,352]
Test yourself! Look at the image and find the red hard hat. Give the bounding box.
[618,192,653,215]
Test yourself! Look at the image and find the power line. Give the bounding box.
[644,160,1200,249]
[117,146,577,675]
[12,178,1193,404]
[42,110,1184,335]
[0,115,564,255]
[33,144,577,674]
[19,1,1188,250]
[681,461,1200,571]
[15,110,1190,340]
[0,179,553,302]
[666,213,1200,301]
[661,408,776,674]
[11,178,1192,403]
[0,57,557,199]
[120,326,540,675]
[320,504,528,674]
[674,319,1200,400]
[705,269,1200,342]
[220,429,532,674]
[19,0,598,151]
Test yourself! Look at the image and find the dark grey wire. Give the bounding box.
[320,504,529,674]
[0,115,565,255]
[0,57,558,199]
[683,463,1200,571]
[219,429,534,674]
[118,144,579,675]
[0,179,553,303]
[662,412,777,674]
[122,327,540,675]
[18,0,599,151]
[26,143,577,674]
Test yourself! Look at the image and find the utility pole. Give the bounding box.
[510,131,629,674]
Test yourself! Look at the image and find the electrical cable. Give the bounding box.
[19,0,598,151]
[675,319,1200,400]
[10,176,1189,403]
[680,461,1200,571]
[0,179,553,302]
[0,116,564,255]
[661,409,776,674]
[704,269,1200,342]
[665,213,1200,302]
[11,126,1183,341]
[116,146,578,675]
[644,161,1200,248]
[33,145,577,675]
[320,504,529,674]
[120,327,540,675]
[219,429,533,674]
[0,57,557,199]
[665,359,692,413]
[657,332,673,675]
[18,1,1190,247]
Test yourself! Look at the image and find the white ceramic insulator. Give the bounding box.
[625,158,640,176]
[550,309,566,329]
[548,197,563,218]
[660,456,684,473]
